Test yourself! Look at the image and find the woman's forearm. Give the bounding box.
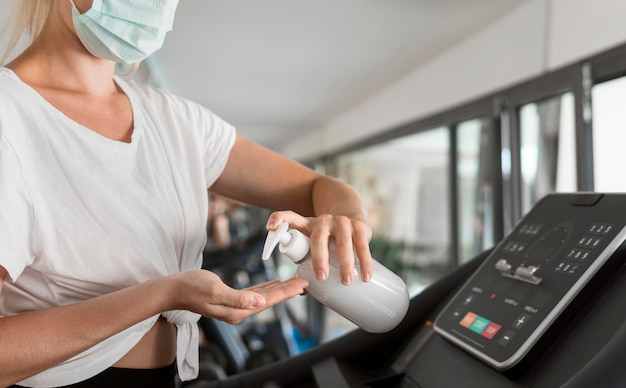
[0,269,307,387]
[0,276,171,386]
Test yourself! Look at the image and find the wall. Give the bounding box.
[280,0,626,160]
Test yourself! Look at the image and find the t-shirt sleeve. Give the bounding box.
[200,108,237,188]
[0,135,36,282]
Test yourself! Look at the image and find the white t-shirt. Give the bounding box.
[0,67,236,386]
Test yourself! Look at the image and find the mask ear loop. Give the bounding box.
[68,0,94,14]
[68,0,78,11]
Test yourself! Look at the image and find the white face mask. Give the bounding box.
[69,0,179,64]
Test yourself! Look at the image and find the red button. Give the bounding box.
[481,322,502,339]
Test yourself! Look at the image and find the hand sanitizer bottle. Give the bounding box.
[262,222,410,333]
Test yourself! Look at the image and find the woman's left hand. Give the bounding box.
[266,210,373,285]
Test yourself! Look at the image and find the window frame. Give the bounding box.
[309,41,626,267]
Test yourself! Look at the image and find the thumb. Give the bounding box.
[266,210,309,233]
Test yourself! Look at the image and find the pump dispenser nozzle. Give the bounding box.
[262,222,311,263]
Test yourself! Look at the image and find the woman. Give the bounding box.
[0,0,373,386]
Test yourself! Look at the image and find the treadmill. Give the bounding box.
[201,193,626,388]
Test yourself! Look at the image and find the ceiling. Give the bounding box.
[153,0,523,151]
[0,1,524,152]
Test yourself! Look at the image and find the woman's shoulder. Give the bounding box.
[0,67,37,111]
[0,67,26,95]
[116,76,194,109]
[117,76,230,127]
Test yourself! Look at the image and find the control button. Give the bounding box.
[567,263,580,274]
[577,235,603,248]
[555,261,580,274]
[450,308,466,321]
[462,294,474,306]
[504,241,526,253]
[469,316,491,335]
[497,330,517,346]
[523,305,539,314]
[471,286,484,294]
[512,313,531,329]
[495,259,512,273]
[460,312,477,328]
[566,249,591,261]
[516,265,538,277]
[589,223,615,235]
[520,224,541,235]
[514,265,542,284]
[481,322,502,340]
[499,262,543,284]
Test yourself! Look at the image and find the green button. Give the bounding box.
[469,316,490,334]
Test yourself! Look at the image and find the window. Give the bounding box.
[456,118,495,262]
[518,92,577,214]
[591,76,626,192]
[329,127,451,296]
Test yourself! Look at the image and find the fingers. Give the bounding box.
[332,216,357,285]
[205,290,266,324]
[246,278,309,305]
[308,215,331,282]
[266,210,374,284]
[227,289,267,310]
[293,269,308,295]
[172,270,308,324]
[352,220,374,282]
[309,215,373,285]
[266,210,310,234]
[210,278,308,324]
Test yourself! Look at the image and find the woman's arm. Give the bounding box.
[0,266,307,386]
[210,135,374,285]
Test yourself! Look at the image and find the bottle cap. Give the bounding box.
[262,222,310,262]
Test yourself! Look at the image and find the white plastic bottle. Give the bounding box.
[262,222,410,333]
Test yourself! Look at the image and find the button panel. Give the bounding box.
[434,194,626,371]
[458,312,504,340]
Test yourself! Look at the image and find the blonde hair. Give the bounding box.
[1,1,141,76]
[1,0,52,65]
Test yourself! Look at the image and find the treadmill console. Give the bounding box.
[434,193,626,372]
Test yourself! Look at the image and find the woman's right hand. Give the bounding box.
[166,269,308,324]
